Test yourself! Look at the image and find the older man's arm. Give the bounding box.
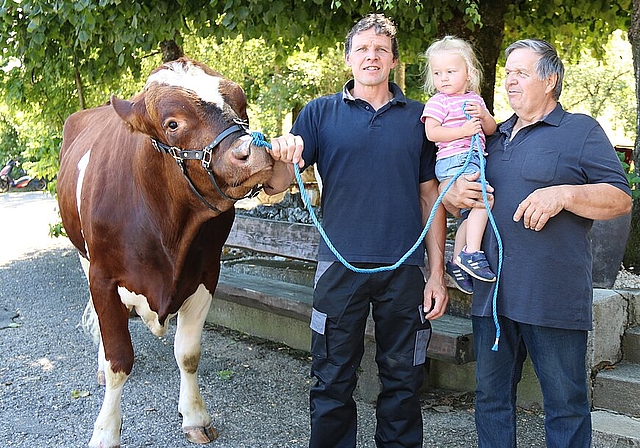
[441,171,494,217]
[513,183,632,232]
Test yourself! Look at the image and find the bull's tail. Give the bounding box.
[77,254,101,346]
[82,299,101,346]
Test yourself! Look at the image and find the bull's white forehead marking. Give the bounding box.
[145,61,225,109]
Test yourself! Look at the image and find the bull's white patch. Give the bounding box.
[117,286,175,337]
[145,61,224,109]
[76,151,91,257]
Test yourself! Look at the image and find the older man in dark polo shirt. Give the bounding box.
[444,39,631,448]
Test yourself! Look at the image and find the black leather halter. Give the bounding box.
[151,119,263,212]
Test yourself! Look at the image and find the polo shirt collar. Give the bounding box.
[499,102,565,135]
[341,80,407,106]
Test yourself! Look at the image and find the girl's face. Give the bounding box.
[430,52,470,95]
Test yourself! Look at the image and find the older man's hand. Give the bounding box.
[441,171,494,217]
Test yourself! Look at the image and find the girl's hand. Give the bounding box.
[461,117,482,137]
[464,101,482,118]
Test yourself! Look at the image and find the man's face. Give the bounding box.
[504,48,555,117]
[345,27,397,88]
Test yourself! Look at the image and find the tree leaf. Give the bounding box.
[71,389,90,399]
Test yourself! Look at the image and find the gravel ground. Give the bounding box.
[0,192,550,447]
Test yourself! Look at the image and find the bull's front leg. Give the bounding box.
[174,284,217,444]
[89,362,128,448]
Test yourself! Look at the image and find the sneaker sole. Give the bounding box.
[444,271,474,294]
[455,257,497,283]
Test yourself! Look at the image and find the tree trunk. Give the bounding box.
[394,61,406,92]
[624,0,640,270]
[160,40,184,62]
[435,0,510,114]
[74,66,85,111]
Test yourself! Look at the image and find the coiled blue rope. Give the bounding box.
[251,104,502,350]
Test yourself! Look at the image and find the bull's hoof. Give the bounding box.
[96,370,106,386]
[183,423,218,444]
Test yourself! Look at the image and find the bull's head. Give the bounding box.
[111,57,274,213]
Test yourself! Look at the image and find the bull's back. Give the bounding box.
[57,105,138,256]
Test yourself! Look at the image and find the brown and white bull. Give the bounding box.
[57,58,274,447]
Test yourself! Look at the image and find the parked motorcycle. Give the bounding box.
[0,159,47,193]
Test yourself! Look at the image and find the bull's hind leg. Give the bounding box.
[88,278,135,448]
[174,284,217,443]
[78,256,108,385]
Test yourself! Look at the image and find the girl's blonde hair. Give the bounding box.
[422,36,482,96]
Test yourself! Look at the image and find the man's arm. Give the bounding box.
[513,183,632,232]
[262,134,305,196]
[419,179,448,320]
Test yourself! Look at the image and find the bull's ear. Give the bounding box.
[111,95,151,133]
[219,80,249,121]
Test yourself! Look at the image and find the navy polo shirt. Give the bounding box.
[291,81,436,266]
[474,104,631,330]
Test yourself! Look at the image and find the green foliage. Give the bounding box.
[562,35,636,142]
[505,0,632,61]
[0,114,25,163]
[49,220,66,238]
[254,46,350,136]
[217,369,234,380]
[0,0,636,190]
[618,151,640,200]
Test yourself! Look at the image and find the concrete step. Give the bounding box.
[624,326,640,363]
[593,361,640,416]
[592,410,640,447]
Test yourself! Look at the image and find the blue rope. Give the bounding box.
[252,131,448,274]
[251,106,503,350]
[463,104,503,351]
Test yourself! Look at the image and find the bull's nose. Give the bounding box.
[231,140,252,162]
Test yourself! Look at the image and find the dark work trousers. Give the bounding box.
[308,263,432,448]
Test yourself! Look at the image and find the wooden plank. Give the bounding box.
[214,270,475,364]
[226,216,464,293]
[227,215,319,261]
[222,216,475,363]
[215,271,314,321]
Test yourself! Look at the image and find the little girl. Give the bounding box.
[421,36,497,294]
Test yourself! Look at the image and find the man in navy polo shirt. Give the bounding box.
[264,13,448,448]
[443,39,631,447]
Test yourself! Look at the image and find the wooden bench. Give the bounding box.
[213,215,475,365]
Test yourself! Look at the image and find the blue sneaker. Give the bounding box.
[445,261,473,294]
[456,249,496,282]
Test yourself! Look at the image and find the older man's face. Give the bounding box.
[504,48,555,119]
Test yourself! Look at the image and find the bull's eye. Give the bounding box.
[167,121,179,131]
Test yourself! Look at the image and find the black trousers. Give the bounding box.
[309,263,432,448]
